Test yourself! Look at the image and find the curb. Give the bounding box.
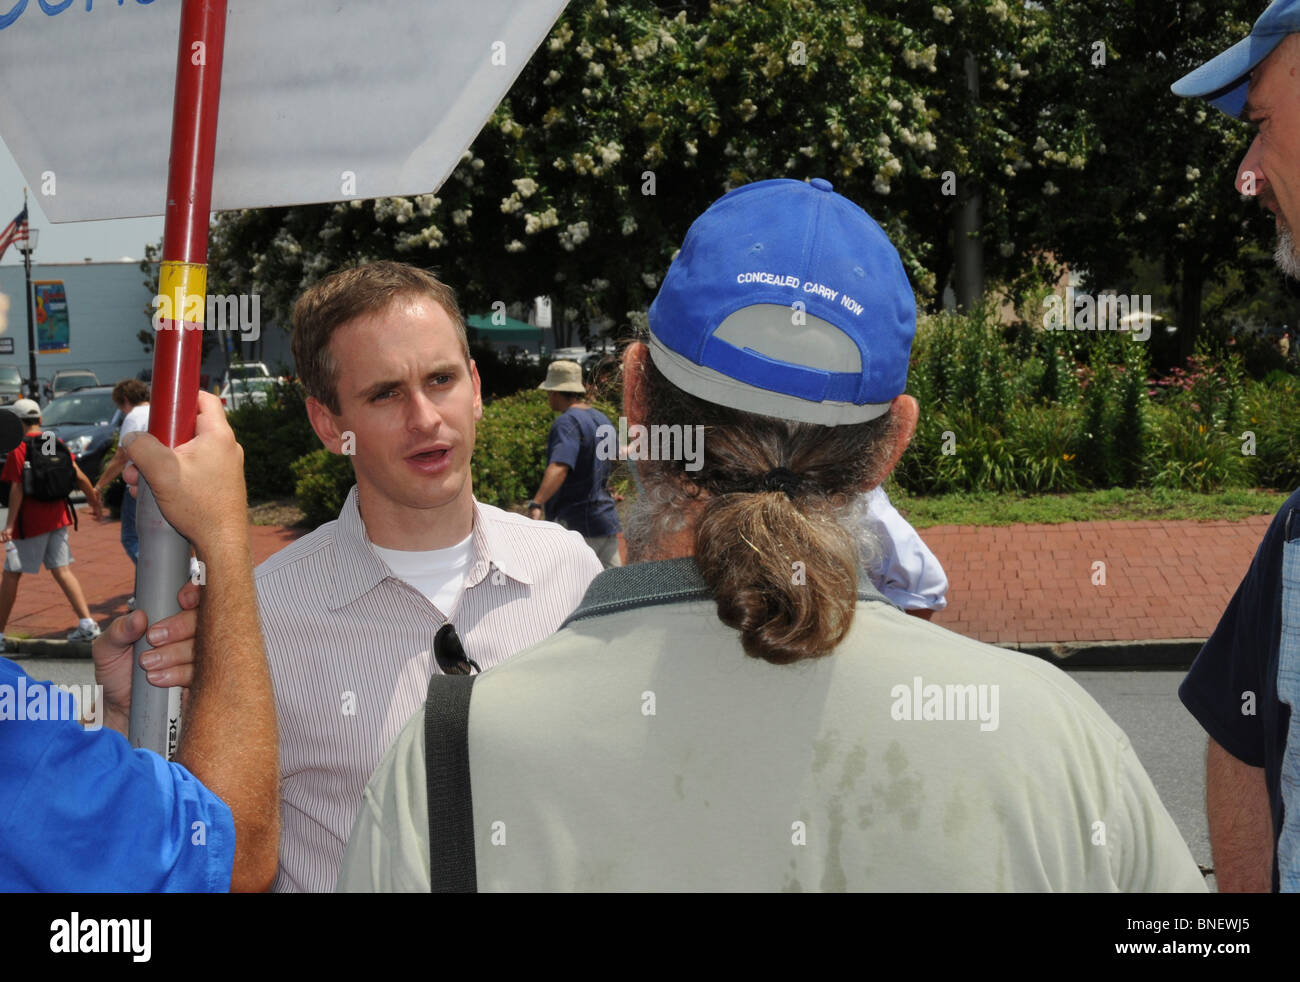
[3,636,93,659]
[998,638,1205,670]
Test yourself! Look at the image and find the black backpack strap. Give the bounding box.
[424,671,477,892]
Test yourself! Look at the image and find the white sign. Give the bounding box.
[0,0,568,222]
[534,295,552,329]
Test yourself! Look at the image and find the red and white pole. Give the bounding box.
[129,0,228,754]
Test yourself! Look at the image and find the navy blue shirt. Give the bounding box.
[0,657,235,891]
[545,406,621,538]
[1179,489,1300,891]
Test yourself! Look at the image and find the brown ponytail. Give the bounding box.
[632,355,900,664]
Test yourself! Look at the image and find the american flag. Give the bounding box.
[0,207,28,261]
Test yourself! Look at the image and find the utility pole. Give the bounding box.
[20,187,37,399]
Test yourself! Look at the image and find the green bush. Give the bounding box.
[1007,405,1083,493]
[291,450,355,529]
[1244,375,1300,491]
[1149,410,1250,493]
[470,389,620,509]
[227,382,321,501]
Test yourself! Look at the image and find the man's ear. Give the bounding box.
[622,341,649,429]
[861,394,918,492]
[469,359,483,421]
[305,396,346,455]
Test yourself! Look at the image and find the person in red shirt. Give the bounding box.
[0,399,104,640]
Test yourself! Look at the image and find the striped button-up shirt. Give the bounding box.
[257,486,603,892]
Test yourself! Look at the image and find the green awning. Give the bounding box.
[467,313,539,336]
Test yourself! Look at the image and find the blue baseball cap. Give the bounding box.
[647,178,915,426]
[1171,0,1300,118]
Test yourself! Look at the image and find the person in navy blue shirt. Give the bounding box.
[0,392,279,892]
[1171,0,1300,893]
[1179,490,1298,893]
[527,360,622,568]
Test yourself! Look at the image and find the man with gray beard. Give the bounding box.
[1172,0,1300,892]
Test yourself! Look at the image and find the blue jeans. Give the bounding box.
[120,487,138,565]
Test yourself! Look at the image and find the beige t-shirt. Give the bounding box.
[339,562,1206,893]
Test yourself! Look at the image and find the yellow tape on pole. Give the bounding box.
[157,261,207,325]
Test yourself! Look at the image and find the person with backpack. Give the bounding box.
[0,398,104,641]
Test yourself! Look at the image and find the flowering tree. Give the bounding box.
[204,0,1279,359]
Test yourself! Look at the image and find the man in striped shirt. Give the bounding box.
[259,262,602,892]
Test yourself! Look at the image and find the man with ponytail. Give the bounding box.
[339,179,1204,892]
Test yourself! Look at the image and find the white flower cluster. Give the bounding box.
[932,6,954,25]
[846,33,864,49]
[902,44,938,72]
[621,215,638,236]
[500,194,524,215]
[396,224,445,252]
[414,194,440,218]
[559,220,590,252]
[641,272,658,289]
[524,208,559,235]
[513,177,539,199]
[631,34,659,61]
[989,0,1009,21]
[272,228,302,258]
[1043,180,1060,196]
[548,22,573,52]
[1186,166,1201,182]
[505,240,525,253]
[452,209,472,227]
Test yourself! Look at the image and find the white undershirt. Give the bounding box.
[371,532,474,616]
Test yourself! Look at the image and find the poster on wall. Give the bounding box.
[33,280,69,354]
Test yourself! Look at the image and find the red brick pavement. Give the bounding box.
[924,516,1273,644]
[1,506,1276,645]
[2,504,303,641]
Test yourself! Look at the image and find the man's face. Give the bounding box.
[309,295,482,516]
[1237,36,1300,277]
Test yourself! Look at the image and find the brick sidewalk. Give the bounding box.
[924,517,1272,644]
[2,504,303,641]
[1,506,1275,645]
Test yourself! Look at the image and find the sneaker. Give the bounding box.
[66,622,102,642]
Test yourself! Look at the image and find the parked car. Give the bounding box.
[221,376,278,411]
[49,369,100,400]
[222,362,272,390]
[0,364,25,405]
[36,385,119,484]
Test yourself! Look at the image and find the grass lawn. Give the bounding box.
[886,485,1290,528]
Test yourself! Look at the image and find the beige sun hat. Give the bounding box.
[538,360,586,394]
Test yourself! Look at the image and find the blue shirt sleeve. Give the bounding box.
[547,412,582,471]
[1178,498,1292,768]
[1,665,235,892]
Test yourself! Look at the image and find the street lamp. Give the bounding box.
[17,224,38,400]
